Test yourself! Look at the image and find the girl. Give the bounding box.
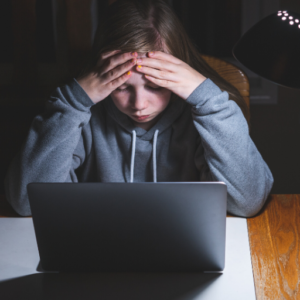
[5,0,273,217]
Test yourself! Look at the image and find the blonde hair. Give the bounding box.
[81,0,250,128]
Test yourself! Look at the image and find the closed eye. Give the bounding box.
[147,86,162,91]
[116,86,162,92]
[116,88,128,92]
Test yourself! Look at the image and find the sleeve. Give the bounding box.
[186,78,274,217]
[4,79,95,216]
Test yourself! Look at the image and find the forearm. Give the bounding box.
[5,79,94,216]
[188,79,274,217]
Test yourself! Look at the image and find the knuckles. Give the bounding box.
[107,57,113,66]
[123,53,130,60]
[159,70,167,78]
[99,59,110,70]
[108,69,115,78]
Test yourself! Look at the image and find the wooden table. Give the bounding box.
[1,194,299,300]
[247,194,300,300]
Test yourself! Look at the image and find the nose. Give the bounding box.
[130,94,148,111]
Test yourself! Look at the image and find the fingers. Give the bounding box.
[98,51,136,74]
[96,50,121,68]
[143,74,170,88]
[97,51,137,84]
[134,51,185,84]
[94,50,182,94]
[100,50,122,60]
[136,65,177,83]
[102,56,137,85]
[136,57,178,74]
[148,51,183,65]
[77,50,137,104]
[109,69,133,90]
[106,59,135,89]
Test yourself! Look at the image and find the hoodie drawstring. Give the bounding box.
[130,129,159,183]
[152,130,159,182]
[130,130,137,183]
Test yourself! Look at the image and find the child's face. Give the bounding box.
[110,54,172,131]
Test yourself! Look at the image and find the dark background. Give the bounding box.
[0,0,300,195]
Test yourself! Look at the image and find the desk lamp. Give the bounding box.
[233,10,300,89]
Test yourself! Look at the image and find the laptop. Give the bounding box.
[27,182,227,272]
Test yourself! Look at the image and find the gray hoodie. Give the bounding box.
[5,78,274,217]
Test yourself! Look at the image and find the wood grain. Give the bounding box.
[248,194,300,300]
[202,55,250,108]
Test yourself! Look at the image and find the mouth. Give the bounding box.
[132,115,151,121]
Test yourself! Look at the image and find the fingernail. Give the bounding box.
[131,58,136,64]
[127,71,131,75]
[149,51,154,56]
[131,52,137,57]
[137,58,142,63]
[137,65,142,69]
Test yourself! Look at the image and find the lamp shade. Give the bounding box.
[233,10,300,89]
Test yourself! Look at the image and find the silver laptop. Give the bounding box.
[27,182,227,272]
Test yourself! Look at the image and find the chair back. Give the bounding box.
[202,55,250,108]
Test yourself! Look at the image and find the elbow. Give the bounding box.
[227,170,274,218]
[227,188,272,218]
[238,205,264,218]
[4,177,32,217]
[227,202,263,218]
[14,205,32,217]
[5,193,32,217]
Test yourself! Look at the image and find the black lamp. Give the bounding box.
[233,10,300,89]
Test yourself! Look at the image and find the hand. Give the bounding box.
[135,51,207,100]
[76,50,137,104]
